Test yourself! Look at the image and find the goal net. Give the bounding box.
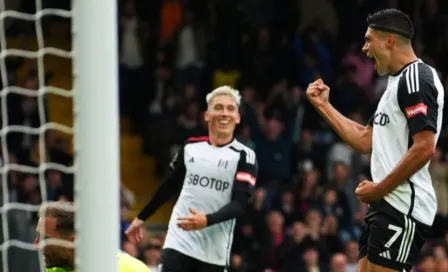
[0,0,119,271]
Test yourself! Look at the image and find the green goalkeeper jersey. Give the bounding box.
[45,250,150,272]
[46,269,73,272]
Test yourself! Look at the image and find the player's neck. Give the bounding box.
[389,48,418,75]
[208,133,234,147]
[64,252,75,271]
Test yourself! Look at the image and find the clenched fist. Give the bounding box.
[306,79,330,107]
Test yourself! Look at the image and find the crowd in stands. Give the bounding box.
[118,0,448,271]
[1,0,448,271]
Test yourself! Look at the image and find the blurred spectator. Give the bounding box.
[416,253,437,272]
[277,221,308,271]
[332,65,369,116]
[293,26,332,88]
[291,129,327,176]
[430,147,448,238]
[142,241,162,271]
[298,0,339,39]
[237,125,256,150]
[171,102,203,145]
[273,190,301,228]
[119,0,149,134]
[170,8,208,92]
[45,130,73,166]
[158,0,183,45]
[241,28,278,93]
[433,245,448,271]
[296,168,322,215]
[18,175,38,204]
[326,142,354,181]
[330,253,347,272]
[341,45,375,91]
[320,215,344,254]
[259,211,286,271]
[331,161,358,215]
[229,253,246,272]
[148,49,172,117]
[302,209,330,262]
[345,240,359,272]
[253,117,293,204]
[46,170,62,200]
[320,189,345,225]
[299,247,327,272]
[244,83,299,202]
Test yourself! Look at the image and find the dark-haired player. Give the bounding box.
[126,86,258,272]
[35,201,150,272]
[306,9,444,272]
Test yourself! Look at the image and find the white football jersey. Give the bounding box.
[369,59,444,226]
[163,137,257,266]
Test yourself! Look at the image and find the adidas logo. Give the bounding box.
[379,250,391,259]
[189,157,194,163]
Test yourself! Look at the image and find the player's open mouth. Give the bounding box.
[367,55,377,69]
[218,120,230,125]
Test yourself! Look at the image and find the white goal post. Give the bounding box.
[0,0,120,270]
[73,0,120,271]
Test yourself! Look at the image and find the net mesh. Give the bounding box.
[0,1,74,271]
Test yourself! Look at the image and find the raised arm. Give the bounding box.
[306,79,373,153]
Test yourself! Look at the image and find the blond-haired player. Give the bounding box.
[126,86,258,272]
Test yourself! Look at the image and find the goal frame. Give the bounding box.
[72,0,120,271]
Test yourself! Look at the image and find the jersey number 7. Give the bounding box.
[385,224,402,248]
[384,221,416,263]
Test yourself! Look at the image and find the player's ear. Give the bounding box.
[235,112,241,124]
[386,35,395,48]
[204,110,210,122]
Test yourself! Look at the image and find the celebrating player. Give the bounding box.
[125,86,258,272]
[35,201,151,272]
[306,9,444,272]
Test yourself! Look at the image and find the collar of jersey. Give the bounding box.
[391,59,421,77]
[207,137,235,147]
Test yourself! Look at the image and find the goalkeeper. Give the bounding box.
[35,201,151,272]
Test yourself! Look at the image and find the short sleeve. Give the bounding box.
[234,149,258,196]
[397,65,439,136]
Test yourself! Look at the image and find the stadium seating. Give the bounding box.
[120,128,174,223]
